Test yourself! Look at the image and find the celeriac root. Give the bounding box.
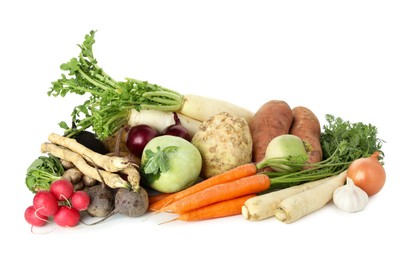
[41,142,130,190]
[274,171,347,224]
[48,133,130,172]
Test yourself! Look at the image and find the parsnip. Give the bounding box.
[242,175,336,221]
[41,143,130,190]
[48,133,130,172]
[119,165,141,192]
[128,109,202,137]
[274,171,347,224]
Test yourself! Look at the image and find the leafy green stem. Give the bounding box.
[48,30,185,139]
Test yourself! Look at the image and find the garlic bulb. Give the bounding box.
[333,177,369,213]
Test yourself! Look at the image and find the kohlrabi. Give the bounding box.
[141,135,202,193]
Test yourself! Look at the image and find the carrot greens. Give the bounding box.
[264,114,385,190]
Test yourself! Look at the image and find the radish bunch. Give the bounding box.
[24,179,90,228]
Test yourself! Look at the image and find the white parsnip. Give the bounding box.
[41,142,130,190]
[119,165,141,192]
[274,171,347,224]
[48,133,130,172]
[128,109,201,136]
[242,175,336,221]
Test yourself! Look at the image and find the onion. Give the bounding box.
[126,124,158,157]
[347,151,386,196]
[160,112,191,141]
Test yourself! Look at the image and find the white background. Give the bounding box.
[1,0,413,259]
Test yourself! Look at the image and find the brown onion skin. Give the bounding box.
[347,151,386,196]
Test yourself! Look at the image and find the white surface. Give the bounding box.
[1,1,413,259]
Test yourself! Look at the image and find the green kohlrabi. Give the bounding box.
[141,135,202,193]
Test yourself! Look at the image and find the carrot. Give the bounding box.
[274,170,347,223]
[149,193,173,205]
[250,100,293,164]
[161,174,271,214]
[166,194,256,222]
[289,106,322,166]
[149,163,257,211]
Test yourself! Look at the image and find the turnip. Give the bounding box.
[256,134,309,173]
[24,205,48,227]
[33,191,59,217]
[53,206,80,227]
[50,179,74,201]
[141,135,202,193]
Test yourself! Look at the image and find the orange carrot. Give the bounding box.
[149,163,257,211]
[149,193,173,205]
[161,173,271,214]
[167,194,256,222]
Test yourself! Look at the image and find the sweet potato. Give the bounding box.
[289,106,322,165]
[250,100,293,163]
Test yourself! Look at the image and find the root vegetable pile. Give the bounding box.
[23,30,388,230]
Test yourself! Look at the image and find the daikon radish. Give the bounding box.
[128,109,201,137]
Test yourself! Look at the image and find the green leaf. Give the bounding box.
[60,58,80,75]
[25,154,65,193]
[142,146,178,184]
[59,121,70,130]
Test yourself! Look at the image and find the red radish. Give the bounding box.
[24,205,48,227]
[71,190,90,211]
[33,191,59,216]
[54,206,80,227]
[50,179,74,201]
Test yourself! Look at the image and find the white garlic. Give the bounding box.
[333,177,369,213]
